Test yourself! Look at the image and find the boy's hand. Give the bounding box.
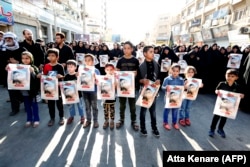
[216,90,222,97]
[166,86,171,92]
[141,79,149,85]
[240,94,244,99]
[5,64,10,71]
[200,83,204,88]
[155,80,160,85]
[57,74,64,79]
[37,73,42,78]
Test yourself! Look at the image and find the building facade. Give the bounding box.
[171,0,250,47]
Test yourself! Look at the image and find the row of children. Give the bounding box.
[6,41,244,139]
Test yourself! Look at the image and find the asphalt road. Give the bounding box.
[0,87,249,167]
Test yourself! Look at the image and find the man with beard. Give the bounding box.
[2,32,25,116]
[55,32,74,68]
[19,29,44,70]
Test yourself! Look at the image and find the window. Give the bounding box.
[197,1,204,10]
[234,8,247,21]
[188,6,195,15]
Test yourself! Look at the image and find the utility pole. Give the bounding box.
[82,0,86,34]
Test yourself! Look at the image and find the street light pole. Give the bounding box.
[53,0,57,33]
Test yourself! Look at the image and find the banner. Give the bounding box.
[161,59,172,72]
[175,52,187,60]
[154,54,160,62]
[227,54,243,69]
[41,75,59,100]
[8,64,30,90]
[183,78,202,100]
[178,60,188,74]
[165,86,184,108]
[96,75,115,100]
[136,81,160,108]
[99,55,109,67]
[0,0,14,25]
[213,90,241,119]
[77,65,95,91]
[60,81,79,104]
[116,71,135,98]
[76,53,85,65]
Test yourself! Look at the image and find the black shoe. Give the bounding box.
[217,129,226,138]
[9,111,18,116]
[140,129,147,136]
[152,129,160,137]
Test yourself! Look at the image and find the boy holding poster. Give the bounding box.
[64,60,85,125]
[81,54,100,128]
[179,66,203,127]
[162,64,184,130]
[137,46,161,137]
[41,48,65,126]
[209,69,244,138]
[116,41,140,131]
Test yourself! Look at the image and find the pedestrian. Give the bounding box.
[102,63,116,130]
[208,69,244,138]
[40,48,65,126]
[20,51,40,128]
[82,54,100,128]
[162,64,184,130]
[137,46,161,137]
[64,60,85,125]
[179,66,203,127]
[116,41,139,131]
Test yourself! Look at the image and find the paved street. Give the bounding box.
[0,86,250,167]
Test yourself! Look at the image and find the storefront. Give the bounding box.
[0,0,14,31]
[211,25,230,47]
[201,29,215,46]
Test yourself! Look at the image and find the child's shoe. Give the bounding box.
[94,121,99,128]
[83,121,91,128]
[80,116,85,124]
[67,117,74,124]
[208,130,215,137]
[163,123,171,130]
[110,120,114,130]
[25,122,31,127]
[33,122,39,128]
[140,129,148,136]
[152,129,160,137]
[179,119,186,126]
[59,117,65,125]
[48,119,55,127]
[173,123,180,130]
[217,129,226,138]
[185,118,191,126]
[103,121,109,129]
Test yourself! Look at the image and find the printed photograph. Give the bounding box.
[178,60,188,74]
[76,53,85,65]
[227,54,243,69]
[161,59,171,72]
[100,55,109,67]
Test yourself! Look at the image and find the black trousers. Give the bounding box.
[210,115,227,131]
[8,90,23,113]
[48,97,64,120]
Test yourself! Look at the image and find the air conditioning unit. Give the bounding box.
[212,19,219,26]
[224,15,231,24]
[238,27,250,34]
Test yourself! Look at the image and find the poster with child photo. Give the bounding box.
[136,51,145,65]
[8,64,30,90]
[154,54,160,62]
[109,60,118,68]
[96,75,115,100]
[176,52,187,60]
[161,59,172,72]
[60,81,79,104]
[77,65,95,91]
[99,55,109,67]
[76,53,85,65]
[116,71,135,98]
[183,78,202,100]
[41,75,59,100]
[227,54,243,69]
[213,90,241,119]
[165,86,184,108]
[178,60,188,74]
[136,80,160,108]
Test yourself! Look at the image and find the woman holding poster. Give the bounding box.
[209,69,244,138]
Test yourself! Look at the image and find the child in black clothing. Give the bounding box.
[209,69,244,138]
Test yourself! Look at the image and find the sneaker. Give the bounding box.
[163,123,171,130]
[80,116,85,124]
[185,118,191,126]
[25,122,31,127]
[208,130,215,137]
[33,121,39,128]
[173,123,180,130]
[140,129,148,136]
[67,117,74,124]
[217,129,226,138]
[59,117,65,125]
[48,119,55,126]
[179,119,186,126]
[152,129,160,137]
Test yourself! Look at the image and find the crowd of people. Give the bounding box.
[0,29,249,138]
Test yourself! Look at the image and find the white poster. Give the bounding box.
[77,65,95,91]
[136,51,145,64]
[227,54,243,69]
[94,56,99,65]
[7,64,30,90]
[60,81,79,104]
[109,60,118,68]
[161,59,172,72]
[116,71,135,98]
[154,54,160,62]
[136,81,160,108]
[99,55,109,67]
[176,52,187,60]
[76,53,85,65]
[41,75,59,100]
[165,86,184,108]
[96,75,115,100]
[183,78,202,100]
[178,60,188,74]
[213,90,241,119]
